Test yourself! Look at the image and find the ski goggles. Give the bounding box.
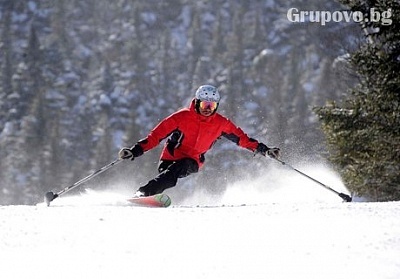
[199,100,218,111]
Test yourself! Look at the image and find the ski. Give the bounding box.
[127,193,171,208]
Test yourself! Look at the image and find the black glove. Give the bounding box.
[119,148,133,160]
[267,147,280,159]
[118,145,144,160]
[255,143,280,159]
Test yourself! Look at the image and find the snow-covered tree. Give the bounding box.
[316,0,400,201]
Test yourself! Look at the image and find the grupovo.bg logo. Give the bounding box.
[287,8,393,26]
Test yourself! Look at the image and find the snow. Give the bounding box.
[1,166,400,279]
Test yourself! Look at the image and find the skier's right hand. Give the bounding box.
[119,148,134,160]
[118,145,144,160]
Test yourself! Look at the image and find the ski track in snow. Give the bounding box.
[1,167,400,279]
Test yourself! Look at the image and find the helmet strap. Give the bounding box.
[195,99,201,114]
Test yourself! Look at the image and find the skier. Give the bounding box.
[119,85,280,197]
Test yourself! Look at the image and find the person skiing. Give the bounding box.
[119,85,280,197]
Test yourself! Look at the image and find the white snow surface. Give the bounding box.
[1,166,400,279]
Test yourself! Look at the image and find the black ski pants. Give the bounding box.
[138,158,199,196]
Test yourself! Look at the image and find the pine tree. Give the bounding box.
[315,1,400,201]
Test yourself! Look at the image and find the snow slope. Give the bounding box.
[1,167,400,279]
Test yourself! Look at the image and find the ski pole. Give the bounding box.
[272,158,352,202]
[44,158,122,206]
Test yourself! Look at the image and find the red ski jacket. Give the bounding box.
[137,99,259,167]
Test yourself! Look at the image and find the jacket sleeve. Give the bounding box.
[136,113,179,152]
[221,119,259,151]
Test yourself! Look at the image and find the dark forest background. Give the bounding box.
[0,0,397,204]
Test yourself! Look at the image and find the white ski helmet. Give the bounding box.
[195,85,220,103]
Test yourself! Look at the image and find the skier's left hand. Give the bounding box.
[267,147,280,159]
[255,143,280,159]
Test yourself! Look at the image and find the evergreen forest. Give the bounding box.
[0,0,398,204]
